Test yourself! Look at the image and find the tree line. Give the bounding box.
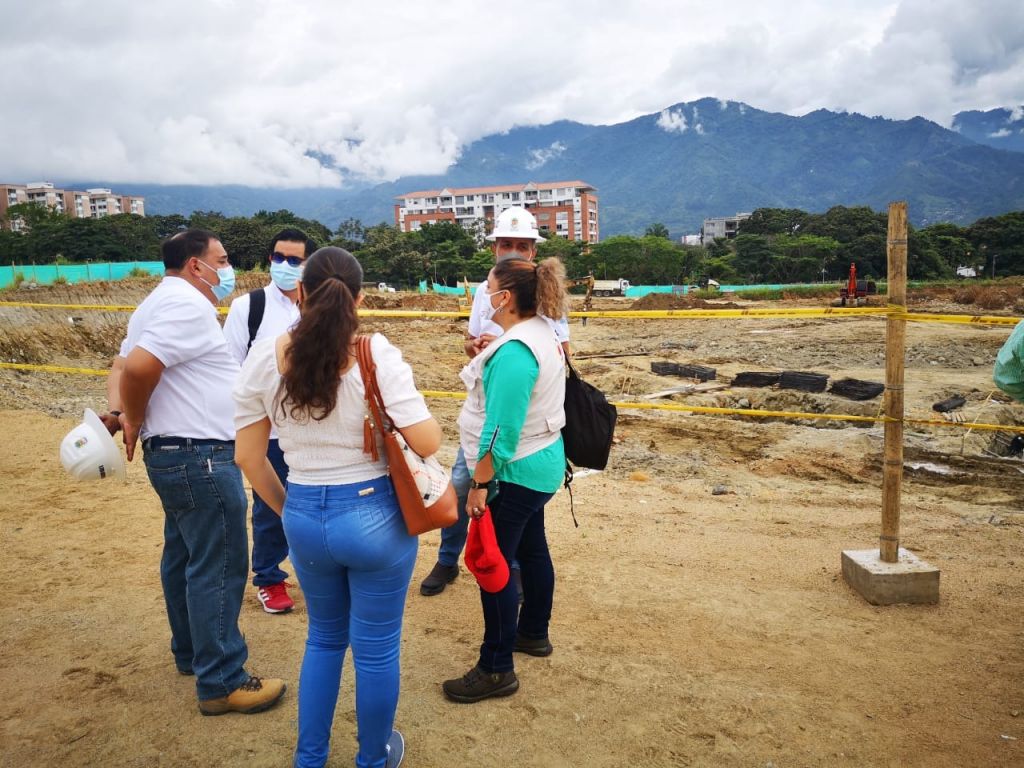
[1,201,1022,286]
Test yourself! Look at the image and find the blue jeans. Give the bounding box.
[438,447,520,572]
[284,477,418,768]
[478,481,555,674]
[142,439,250,701]
[437,447,472,567]
[251,439,290,586]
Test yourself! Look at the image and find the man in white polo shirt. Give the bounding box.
[104,229,286,716]
[419,206,570,598]
[223,228,313,615]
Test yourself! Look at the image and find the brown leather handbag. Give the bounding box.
[356,335,458,535]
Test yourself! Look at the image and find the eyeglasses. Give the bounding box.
[271,252,305,268]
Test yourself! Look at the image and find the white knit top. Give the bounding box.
[233,333,432,485]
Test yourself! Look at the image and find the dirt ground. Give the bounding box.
[1,281,1023,767]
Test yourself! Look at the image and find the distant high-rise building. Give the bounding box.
[394,180,599,243]
[0,182,145,231]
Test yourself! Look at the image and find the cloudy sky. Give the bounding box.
[2,0,1022,188]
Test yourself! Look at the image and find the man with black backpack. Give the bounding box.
[224,228,315,614]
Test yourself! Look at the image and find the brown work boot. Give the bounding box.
[198,675,286,716]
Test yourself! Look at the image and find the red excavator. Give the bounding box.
[838,263,877,307]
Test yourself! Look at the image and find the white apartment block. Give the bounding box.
[0,182,145,231]
[395,180,599,243]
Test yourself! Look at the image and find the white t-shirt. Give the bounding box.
[468,279,570,343]
[223,282,301,439]
[119,276,240,441]
[223,282,301,365]
[233,333,432,485]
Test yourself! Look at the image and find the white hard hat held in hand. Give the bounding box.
[60,408,126,481]
[485,206,545,242]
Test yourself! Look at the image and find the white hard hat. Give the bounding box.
[486,206,545,242]
[60,408,126,481]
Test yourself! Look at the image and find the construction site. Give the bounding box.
[1,262,1023,766]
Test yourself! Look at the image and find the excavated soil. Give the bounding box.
[1,284,1022,768]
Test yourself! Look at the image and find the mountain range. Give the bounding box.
[63,98,1024,238]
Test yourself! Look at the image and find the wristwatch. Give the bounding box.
[469,478,495,490]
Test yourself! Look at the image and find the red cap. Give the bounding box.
[464,507,509,593]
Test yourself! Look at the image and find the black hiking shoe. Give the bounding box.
[514,634,553,657]
[442,665,519,703]
[420,562,459,596]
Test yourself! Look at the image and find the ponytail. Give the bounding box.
[492,256,567,320]
[279,247,362,421]
[535,257,567,320]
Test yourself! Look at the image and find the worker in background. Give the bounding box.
[419,206,569,598]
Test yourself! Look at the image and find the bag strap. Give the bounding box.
[563,460,579,528]
[246,288,266,352]
[356,335,391,462]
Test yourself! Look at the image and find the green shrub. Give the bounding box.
[53,275,69,286]
[127,267,151,278]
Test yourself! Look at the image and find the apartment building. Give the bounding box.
[394,180,599,243]
[0,182,146,230]
[701,212,752,245]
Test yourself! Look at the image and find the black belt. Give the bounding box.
[143,436,233,450]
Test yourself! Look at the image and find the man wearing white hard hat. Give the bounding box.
[419,205,570,598]
[103,229,286,716]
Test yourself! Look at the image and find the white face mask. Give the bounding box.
[270,260,303,291]
[196,259,236,301]
[483,286,508,314]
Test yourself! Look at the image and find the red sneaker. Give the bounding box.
[257,582,295,614]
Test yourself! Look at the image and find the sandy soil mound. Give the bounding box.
[630,293,744,311]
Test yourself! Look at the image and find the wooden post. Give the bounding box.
[881,201,908,562]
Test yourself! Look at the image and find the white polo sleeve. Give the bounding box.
[134,295,225,368]
[370,333,432,428]
[544,314,571,343]
[467,280,490,339]
[233,338,278,431]
[223,293,252,365]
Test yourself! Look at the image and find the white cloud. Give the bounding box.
[1010,106,1024,122]
[989,128,1013,137]
[657,108,689,133]
[0,0,1021,187]
[525,141,567,170]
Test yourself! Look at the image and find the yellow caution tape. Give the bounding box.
[0,362,108,376]
[571,307,890,319]
[1,300,1021,326]
[897,312,1021,327]
[0,301,138,312]
[3,363,1022,434]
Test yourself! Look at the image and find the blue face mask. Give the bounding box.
[269,261,303,291]
[196,259,236,301]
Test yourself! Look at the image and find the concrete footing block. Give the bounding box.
[841,548,940,605]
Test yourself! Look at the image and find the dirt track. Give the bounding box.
[1,281,1022,767]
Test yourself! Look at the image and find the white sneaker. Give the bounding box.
[385,729,405,768]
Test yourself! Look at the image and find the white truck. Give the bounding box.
[592,278,631,297]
